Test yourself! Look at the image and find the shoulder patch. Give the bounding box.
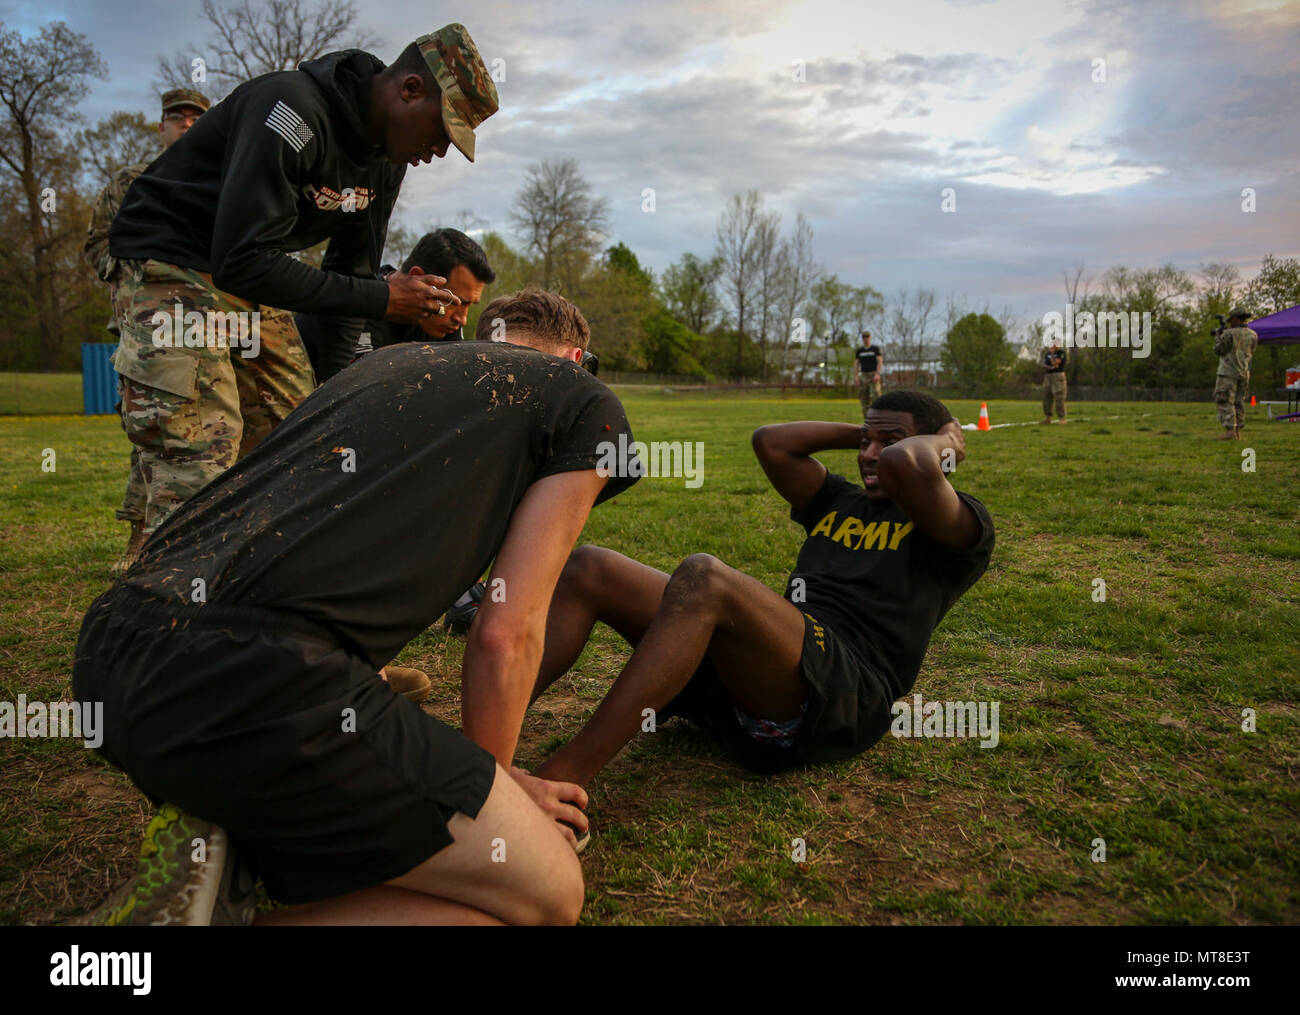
[265,100,314,152]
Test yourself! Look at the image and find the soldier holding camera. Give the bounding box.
[1213,308,1258,440]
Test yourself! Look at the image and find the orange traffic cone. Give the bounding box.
[1250,395,1257,406]
[977,403,990,431]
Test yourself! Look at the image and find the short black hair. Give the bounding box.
[869,389,953,434]
[401,228,496,283]
[390,41,438,94]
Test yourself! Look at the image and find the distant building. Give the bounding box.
[774,339,854,384]
[884,342,945,386]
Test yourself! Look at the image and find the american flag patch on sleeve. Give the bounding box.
[265,101,315,152]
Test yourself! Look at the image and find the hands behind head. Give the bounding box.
[938,417,967,470]
[384,270,462,325]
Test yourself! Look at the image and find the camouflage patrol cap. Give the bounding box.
[1228,307,1250,320]
[161,88,210,115]
[416,23,499,162]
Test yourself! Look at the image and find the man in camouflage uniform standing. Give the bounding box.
[84,88,210,567]
[1214,307,1258,440]
[1041,340,1067,424]
[106,24,498,542]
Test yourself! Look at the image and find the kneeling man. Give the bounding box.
[532,390,994,787]
[73,289,633,925]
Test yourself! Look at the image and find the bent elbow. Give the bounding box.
[211,252,263,302]
[876,444,919,482]
[470,611,543,668]
[210,262,243,297]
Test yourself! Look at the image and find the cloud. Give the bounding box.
[13,0,1293,325]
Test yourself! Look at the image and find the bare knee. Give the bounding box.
[560,544,632,603]
[541,851,585,926]
[506,843,584,926]
[663,553,732,613]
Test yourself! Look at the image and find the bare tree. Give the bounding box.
[943,292,968,338]
[714,190,774,379]
[154,0,379,97]
[0,21,107,370]
[448,208,489,235]
[1063,261,1089,307]
[774,212,821,378]
[76,111,162,187]
[992,303,1023,353]
[508,158,609,293]
[750,206,782,379]
[1198,261,1241,309]
[1062,261,1090,384]
[886,287,938,385]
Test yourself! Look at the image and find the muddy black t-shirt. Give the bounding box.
[127,342,638,667]
[785,472,994,697]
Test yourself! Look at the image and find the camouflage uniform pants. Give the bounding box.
[1042,373,1067,419]
[1214,373,1248,431]
[106,323,148,524]
[115,438,147,523]
[111,258,316,536]
[858,374,881,416]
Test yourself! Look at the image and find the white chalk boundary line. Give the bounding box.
[962,413,1152,431]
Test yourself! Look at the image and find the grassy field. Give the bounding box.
[0,374,83,415]
[1,393,1297,925]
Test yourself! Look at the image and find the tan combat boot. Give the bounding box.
[381,666,431,703]
[111,520,148,575]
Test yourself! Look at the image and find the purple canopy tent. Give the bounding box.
[1246,305,1300,420]
[1249,304,1300,345]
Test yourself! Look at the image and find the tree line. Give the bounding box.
[2,5,1296,393]
[466,170,1299,392]
[940,257,1300,393]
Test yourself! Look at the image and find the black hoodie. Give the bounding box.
[109,50,406,355]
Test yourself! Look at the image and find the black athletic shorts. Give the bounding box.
[662,611,895,774]
[71,583,496,905]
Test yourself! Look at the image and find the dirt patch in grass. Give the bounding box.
[2,749,145,925]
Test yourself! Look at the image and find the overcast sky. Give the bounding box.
[6,0,1297,330]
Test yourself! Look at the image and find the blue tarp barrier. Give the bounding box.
[82,343,118,415]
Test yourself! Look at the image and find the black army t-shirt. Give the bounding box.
[785,472,994,697]
[855,346,881,373]
[127,342,638,668]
